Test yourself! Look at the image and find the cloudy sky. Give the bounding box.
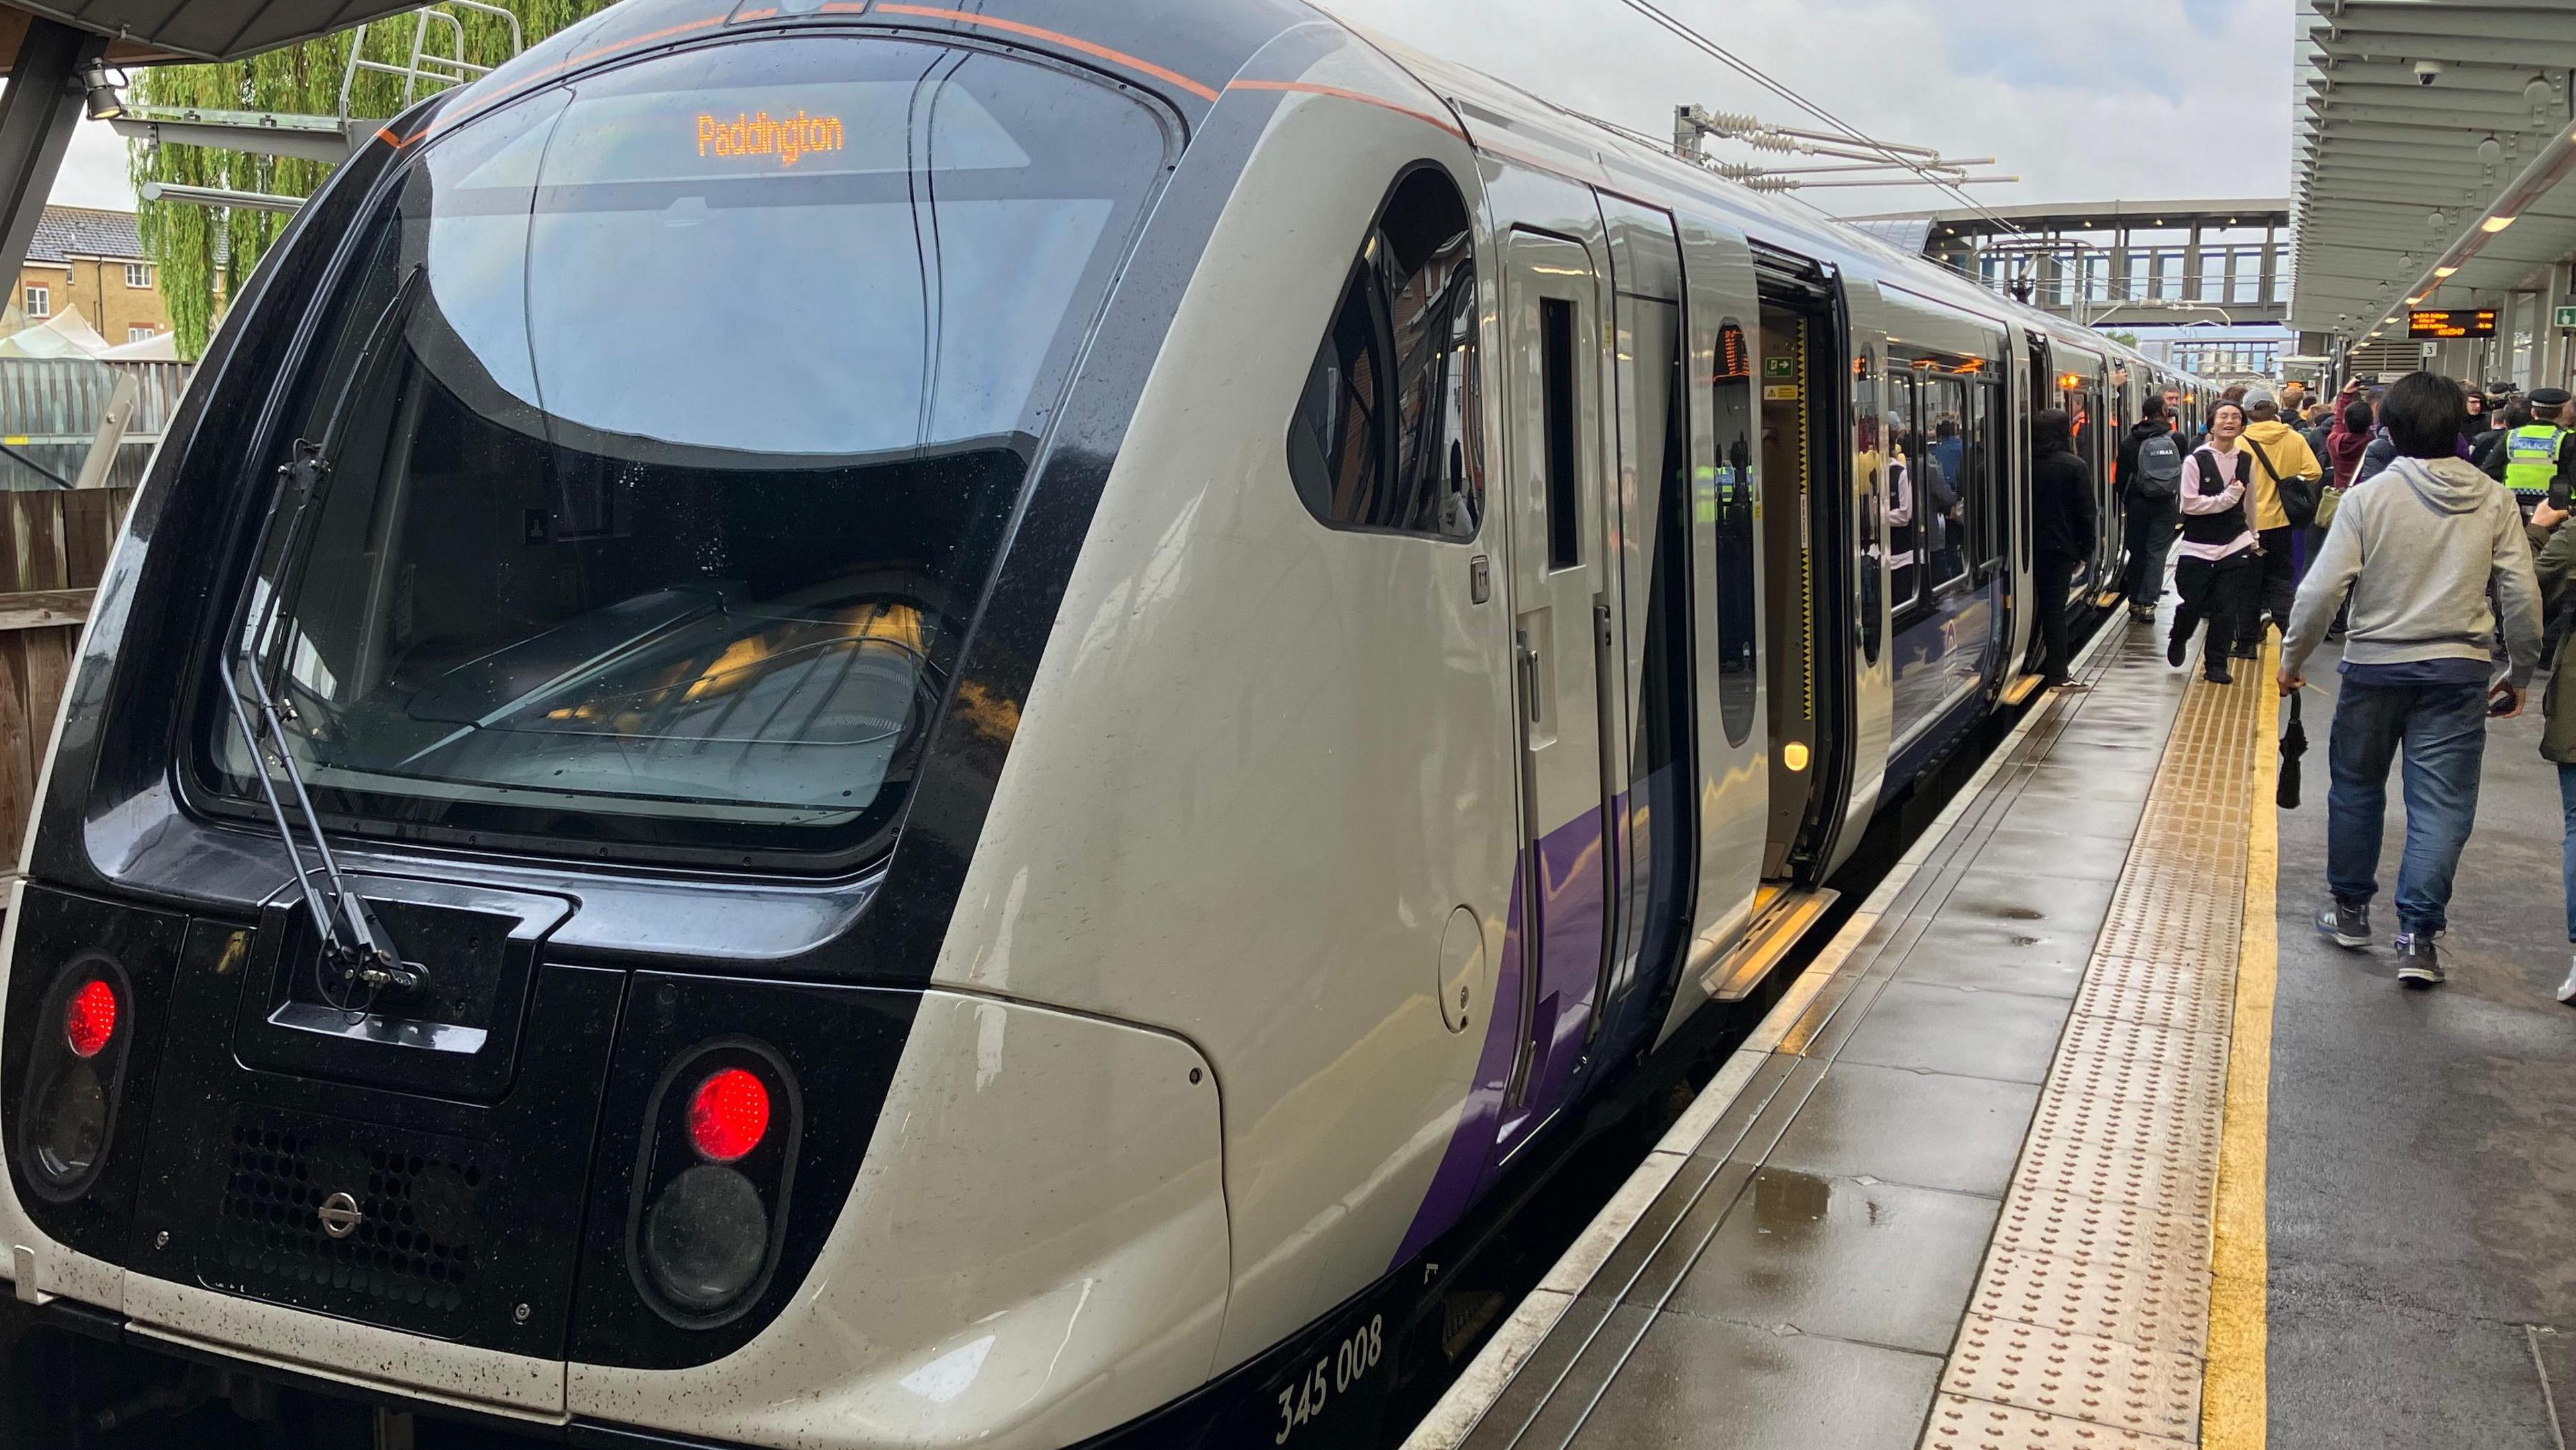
[46,0,2294,214]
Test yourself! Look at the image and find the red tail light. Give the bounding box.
[686,1068,769,1163]
[64,979,117,1059]
[17,956,133,1202]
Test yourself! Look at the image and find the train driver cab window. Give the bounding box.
[197,36,1175,866]
[1287,167,1483,541]
[1712,319,1758,747]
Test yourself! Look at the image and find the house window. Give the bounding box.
[22,286,48,318]
[125,263,152,289]
[127,326,156,344]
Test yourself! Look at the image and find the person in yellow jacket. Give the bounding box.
[2235,386,2325,660]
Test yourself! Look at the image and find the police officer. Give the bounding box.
[2485,385,2576,512]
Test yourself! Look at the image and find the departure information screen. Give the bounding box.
[2409,309,2498,339]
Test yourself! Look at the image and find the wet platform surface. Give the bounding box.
[2267,641,2576,1450]
[1407,612,2576,1450]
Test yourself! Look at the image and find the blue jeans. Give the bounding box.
[2325,679,2489,935]
[2561,764,2576,944]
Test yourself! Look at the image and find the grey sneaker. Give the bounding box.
[2395,933,2444,988]
[2556,955,2575,1006]
[2316,899,2370,949]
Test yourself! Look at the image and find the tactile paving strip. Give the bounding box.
[1941,1314,2200,1440]
[1920,664,2267,1450]
[1923,1393,2188,1449]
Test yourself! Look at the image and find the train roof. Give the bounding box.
[419,0,2190,387]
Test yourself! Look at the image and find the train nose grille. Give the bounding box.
[216,1123,485,1314]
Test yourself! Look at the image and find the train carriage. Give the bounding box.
[0,2,2203,1446]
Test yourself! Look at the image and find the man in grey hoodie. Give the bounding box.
[2282,371,2544,987]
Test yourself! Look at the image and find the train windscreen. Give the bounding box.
[203,36,1169,863]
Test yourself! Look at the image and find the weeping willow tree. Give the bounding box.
[127,0,610,356]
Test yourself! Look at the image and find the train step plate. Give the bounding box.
[1700,887,1839,1002]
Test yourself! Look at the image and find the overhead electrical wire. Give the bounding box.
[1556,1,2255,329]
[1609,0,2035,240]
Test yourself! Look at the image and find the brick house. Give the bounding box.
[7,207,172,346]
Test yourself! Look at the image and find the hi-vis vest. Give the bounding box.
[2504,423,2567,497]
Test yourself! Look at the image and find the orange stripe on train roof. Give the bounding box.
[1226,79,1467,140]
[872,4,1220,101]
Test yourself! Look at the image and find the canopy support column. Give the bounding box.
[0,17,107,295]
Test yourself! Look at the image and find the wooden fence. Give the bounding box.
[0,488,136,866]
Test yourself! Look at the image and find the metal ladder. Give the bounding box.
[337,0,524,118]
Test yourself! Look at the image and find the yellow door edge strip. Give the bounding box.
[2202,641,2279,1450]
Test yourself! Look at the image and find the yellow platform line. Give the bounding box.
[2204,644,2279,1449]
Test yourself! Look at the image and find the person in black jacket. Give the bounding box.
[2116,393,2183,623]
[2033,407,2096,689]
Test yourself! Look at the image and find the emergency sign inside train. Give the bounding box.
[0,1,2206,1446]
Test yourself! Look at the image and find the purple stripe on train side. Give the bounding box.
[1389,796,1617,1264]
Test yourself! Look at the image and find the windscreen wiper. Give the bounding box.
[221,440,423,1011]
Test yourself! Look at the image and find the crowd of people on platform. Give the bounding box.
[2033,368,2576,1006]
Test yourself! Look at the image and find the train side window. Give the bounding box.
[1967,381,2001,576]
[1886,370,1925,617]
[1712,319,1758,747]
[1542,298,1580,568]
[1285,168,1484,541]
[1853,348,1883,664]
[1932,373,1974,594]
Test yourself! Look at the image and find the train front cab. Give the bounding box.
[0,11,2143,1449]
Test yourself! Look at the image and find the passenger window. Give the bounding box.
[1542,298,1580,569]
[1713,319,1758,747]
[1285,168,1483,541]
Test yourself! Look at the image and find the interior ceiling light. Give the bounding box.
[2483,215,2518,233]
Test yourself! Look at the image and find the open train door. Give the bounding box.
[1751,248,1859,892]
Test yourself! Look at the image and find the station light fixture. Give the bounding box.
[2434,266,2459,278]
[2483,215,2517,233]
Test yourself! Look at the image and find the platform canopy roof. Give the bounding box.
[2291,0,2576,346]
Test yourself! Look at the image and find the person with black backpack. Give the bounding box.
[2168,399,2260,684]
[2119,392,2186,623]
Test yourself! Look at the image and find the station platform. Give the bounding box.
[1403,613,2576,1450]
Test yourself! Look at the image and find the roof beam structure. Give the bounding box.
[2291,0,2576,366]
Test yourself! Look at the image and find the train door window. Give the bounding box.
[1924,372,1973,594]
[1852,348,1883,664]
[1713,319,1758,747]
[1885,369,1924,616]
[1542,299,1580,568]
[1285,167,1483,540]
[1963,380,1994,577]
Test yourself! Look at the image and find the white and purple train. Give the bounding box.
[0,2,2203,1445]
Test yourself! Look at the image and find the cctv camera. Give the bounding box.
[2414,58,2445,86]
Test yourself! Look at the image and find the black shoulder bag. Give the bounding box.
[2246,438,2320,529]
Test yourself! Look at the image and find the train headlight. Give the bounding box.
[643,1164,770,1310]
[625,1041,799,1326]
[13,955,134,1201]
